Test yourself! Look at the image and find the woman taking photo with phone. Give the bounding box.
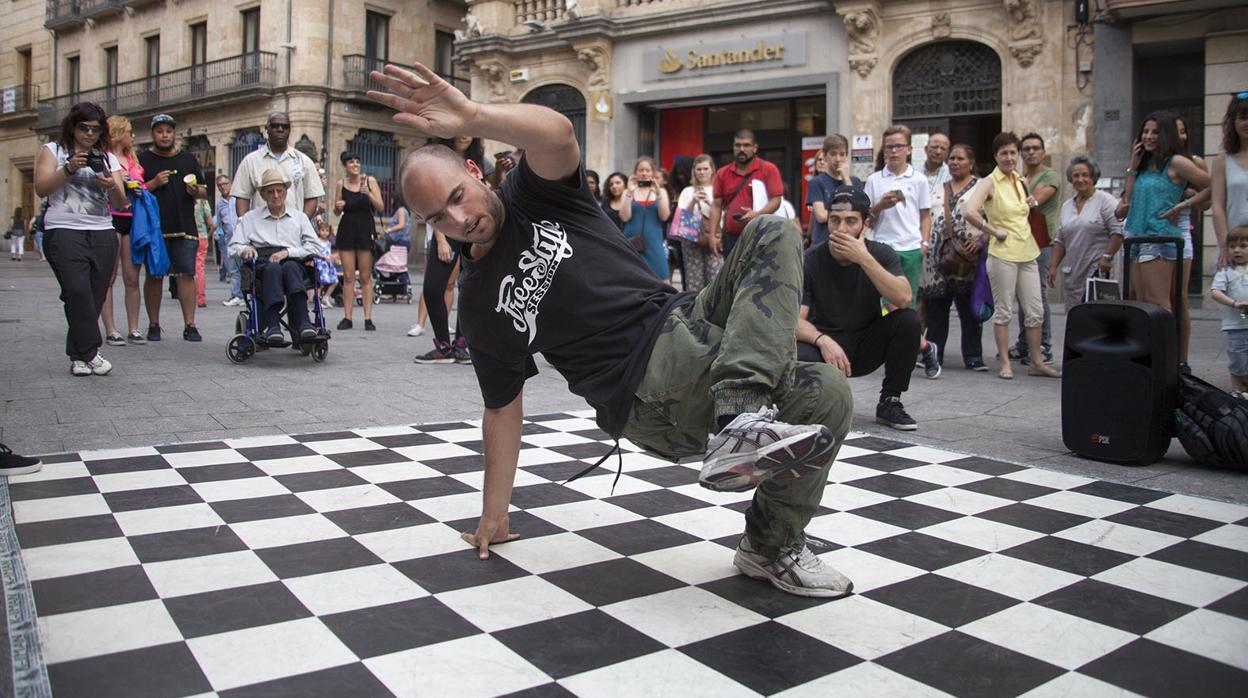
[619,156,671,283]
[333,151,385,330]
[33,102,128,376]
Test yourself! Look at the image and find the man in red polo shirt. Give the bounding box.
[708,130,783,256]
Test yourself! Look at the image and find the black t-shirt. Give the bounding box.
[802,241,903,335]
[138,149,204,238]
[459,157,689,437]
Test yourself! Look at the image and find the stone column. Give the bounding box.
[1091,21,1132,183]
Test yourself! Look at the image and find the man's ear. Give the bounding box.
[863,214,874,230]
[465,159,484,182]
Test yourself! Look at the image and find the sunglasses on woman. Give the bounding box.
[75,123,102,134]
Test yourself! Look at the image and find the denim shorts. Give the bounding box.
[1228,329,1248,377]
[1131,227,1193,263]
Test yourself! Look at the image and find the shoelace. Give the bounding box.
[0,443,12,455]
[562,439,624,495]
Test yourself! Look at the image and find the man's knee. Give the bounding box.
[743,215,801,248]
[884,307,921,342]
[791,361,853,441]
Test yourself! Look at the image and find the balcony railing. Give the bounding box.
[342,55,470,97]
[514,0,564,25]
[1,84,40,117]
[45,0,123,29]
[37,52,277,130]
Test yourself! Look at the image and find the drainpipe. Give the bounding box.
[51,31,58,99]
[284,0,293,114]
[321,0,334,167]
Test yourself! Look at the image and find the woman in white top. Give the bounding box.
[1049,156,1124,311]
[33,102,128,376]
[1213,93,1248,267]
[676,154,723,292]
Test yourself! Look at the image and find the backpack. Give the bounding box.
[1174,374,1248,469]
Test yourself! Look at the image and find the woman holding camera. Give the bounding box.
[33,102,128,376]
[619,156,672,283]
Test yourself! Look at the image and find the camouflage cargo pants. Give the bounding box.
[621,215,853,560]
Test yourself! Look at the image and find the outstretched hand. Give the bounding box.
[367,63,480,139]
[460,512,520,560]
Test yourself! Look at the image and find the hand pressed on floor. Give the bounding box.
[460,512,520,559]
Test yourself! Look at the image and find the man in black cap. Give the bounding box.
[796,186,922,430]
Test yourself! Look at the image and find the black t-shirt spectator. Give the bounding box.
[458,156,690,436]
[138,149,204,239]
[802,241,902,335]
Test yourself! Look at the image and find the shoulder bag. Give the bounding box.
[937,181,980,277]
[1016,177,1052,247]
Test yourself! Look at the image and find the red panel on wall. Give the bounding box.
[659,108,705,172]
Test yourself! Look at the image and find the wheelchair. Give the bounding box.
[227,256,330,364]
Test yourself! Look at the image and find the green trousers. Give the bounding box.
[622,215,853,560]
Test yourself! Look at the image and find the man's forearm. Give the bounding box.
[760,196,781,215]
[304,198,319,219]
[863,259,911,308]
[796,316,823,346]
[471,103,580,181]
[236,197,251,219]
[481,394,524,517]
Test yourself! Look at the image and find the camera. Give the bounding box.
[637,180,652,188]
[84,149,109,174]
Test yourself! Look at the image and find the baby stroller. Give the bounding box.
[227,255,331,364]
[373,230,413,304]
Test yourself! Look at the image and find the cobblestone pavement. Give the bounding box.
[1,255,1245,504]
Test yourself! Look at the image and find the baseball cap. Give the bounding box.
[151,113,176,128]
[828,185,871,217]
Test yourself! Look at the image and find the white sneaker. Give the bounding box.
[407,324,426,337]
[699,406,837,492]
[734,537,854,598]
[222,297,244,307]
[87,353,112,376]
[71,360,91,377]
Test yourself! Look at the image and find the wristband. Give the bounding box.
[816,333,827,346]
[1125,168,1137,176]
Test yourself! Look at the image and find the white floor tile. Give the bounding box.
[885,445,970,464]
[451,468,547,491]
[40,599,182,664]
[162,449,248,468]
[113,503,226,537]
[563,473,661,499]
[897,464,991,487]
[188,617,356,691]
[13,493,110,524]
[1145,608,1248,671]
[301,438,386,455]
[803,512,909,548]
[1145,495,1248,523]
[1093,557,1247,608]
[392,443,480,462]
[1001,468,1096,490]
[829,462,890,484]
[436,575,592,633]
[251,455,342,477]
[814,547,926,593]
[1193,524,1248,554]
[354,522,468,563]
[528,499,644,531]
[190,477,291,503]
[426,427,483,443]
[6,461,89,482]
[1019,672,1145,698]
[919,517,1043,553]
[78,446,160,460]
[491,531,621,574]
[230,513,347,549]
[904,488,1015,516]
[774,659,954,697]
[22,537,139,581]
[351,461,442,484]
[92,468,189,493]
[936,554,1083,601]
[516,447,575,466]
[962,603,1136,669]
[283,564,428,615]
[144,550,278,598]
[1026,491,1138,519]
[819,483,896,511]
[409,492,500,522]
[667,482,755,507]
[630,541,739,586]
[365,634,549,698]
[561,648,757,698]
[779,595,948,659]
[1055,520,1184,556]
[655,506,747,541]
[224,434,297,448]
[294,484,401,513]
[602,587,766,646]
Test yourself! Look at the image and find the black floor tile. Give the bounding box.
[221,663,392,698]
[255,537,383,579]
[1069,481,1171,505]
[844,474,944,499]
[322,597,480,658]
[501,683,578,698]
[576,520,700,556]
[570,427,611,441]
[32,565,158,616]
[291,431,361,443]
[840,452,926,472]
[1147,540,1248,582]
[15,513,122,548]
[274,469,368,493]
[939,457,1026,477]
[842,435,908,451]
[443,510,566,543]
[865,574,1017,627]
[378,476,476,501]
[493,610,665,679]
[47,642,212,698]
[510,483,593,510]
[176,462,267,484]
[415,420,477,432]
[394,549,529,594]
[627,465,700,488]
[522,461,611,482]
[157,441,229,454]
[1207,586,1248,621]
[542,558,684,606]
[1031,579,1194,634]
[549,442,617,460]
[84,454,172,476]
[605,489,712,518]
[102,485,203,513]
[877,631,1063,698]
[327,449,411,468]
[680,620,859,695]
[367,432,445,448]
[699,574,839,618]
[851,499,962,530]
[958,477,1057,502]
[324,502,434,535]
[453,440,486,454]
[858,532,987,571]
[519,422,557,435]
[420,455,486,475]
[7,476,99,500]
[1104,506,1224,539]
[163,582,312,638]
[1079,639,1248,698]
[128,525,249,563]
[975,503,1092,534]
[1001,537,1134,577]
[234,443,317,461]
[210,494,316,523]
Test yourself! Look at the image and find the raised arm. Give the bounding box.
[461,391,524,559]
[369,63,580,182]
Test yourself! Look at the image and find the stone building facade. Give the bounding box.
[0,0,468,225]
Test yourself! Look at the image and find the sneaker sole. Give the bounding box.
[733,550,854,598]
[414,358,455,364]
[699,427,836,493]
[1,462,43,476]
[925,365,942,379]
[875,416,918,431]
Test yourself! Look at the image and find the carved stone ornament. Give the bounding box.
[564,0,582,20]
[577,46,610,91]
[843,9,879,55]
[932,13,951,38]
[480,63,507,98]
[464,13,483,38]
[1003,0,1041,42]
[850,56,878,79]
[1009,41,1043,68]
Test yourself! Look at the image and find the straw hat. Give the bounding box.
[259,168,289,191]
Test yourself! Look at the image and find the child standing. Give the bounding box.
[314,220,339,308]
[1211,225,1248,397]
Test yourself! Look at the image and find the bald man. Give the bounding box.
[232,112,324,219]
[369,64,854,598]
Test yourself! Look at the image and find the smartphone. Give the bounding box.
[637,180,652,188]
[494,150,513,160]
[891,188,906,204]
[732,212,745,221]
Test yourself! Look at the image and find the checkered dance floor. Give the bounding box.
[5,412,1248,697]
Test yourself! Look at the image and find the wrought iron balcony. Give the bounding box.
[37,52,277,130]
[342,54,470,98]
[45,0,124,30]
[1,84,40,118]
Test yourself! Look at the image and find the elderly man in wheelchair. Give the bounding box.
[228,168,323,347]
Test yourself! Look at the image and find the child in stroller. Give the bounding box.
[373,225,413,304]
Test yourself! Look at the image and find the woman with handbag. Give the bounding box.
[619,156,671,283]
[919,144,986,371]
[1049,156,1124,312]
[963,132,1060,379]
[674,154,722,292]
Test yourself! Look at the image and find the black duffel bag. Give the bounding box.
[1174,374,1248,469]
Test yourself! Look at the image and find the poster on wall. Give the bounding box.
[2,87,15,114]
[799,136,824,227]
[911,132,929,173]
[851,134,874,181]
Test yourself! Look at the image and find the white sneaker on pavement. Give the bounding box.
[407,324,426,337]
[222,297,244,307]
[71,360,91,377]
[87,353,112,376]
[698,406,836,493]
[734,536,854,598]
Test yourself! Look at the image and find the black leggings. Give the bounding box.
[924,291,983,366]
[43,228,118,361]
[423,247,460,344]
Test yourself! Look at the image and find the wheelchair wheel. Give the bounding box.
[300,342,313,356]
[405,293,412,304]
[311,342,329,362]
[234,311,248,335]
[226,334,254,364]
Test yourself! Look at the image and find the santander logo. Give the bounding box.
[495,219,573,344]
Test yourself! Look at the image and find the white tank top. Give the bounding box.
[42,142,120,231]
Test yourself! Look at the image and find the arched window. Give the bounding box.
[229,128,265,176]
[522,84,587,167]
[348,129,400,214]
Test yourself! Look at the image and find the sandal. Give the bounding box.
[1028,365,1061,378]
[998,368,1014,380]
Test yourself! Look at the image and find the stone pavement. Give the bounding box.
[1,255,1245,504]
